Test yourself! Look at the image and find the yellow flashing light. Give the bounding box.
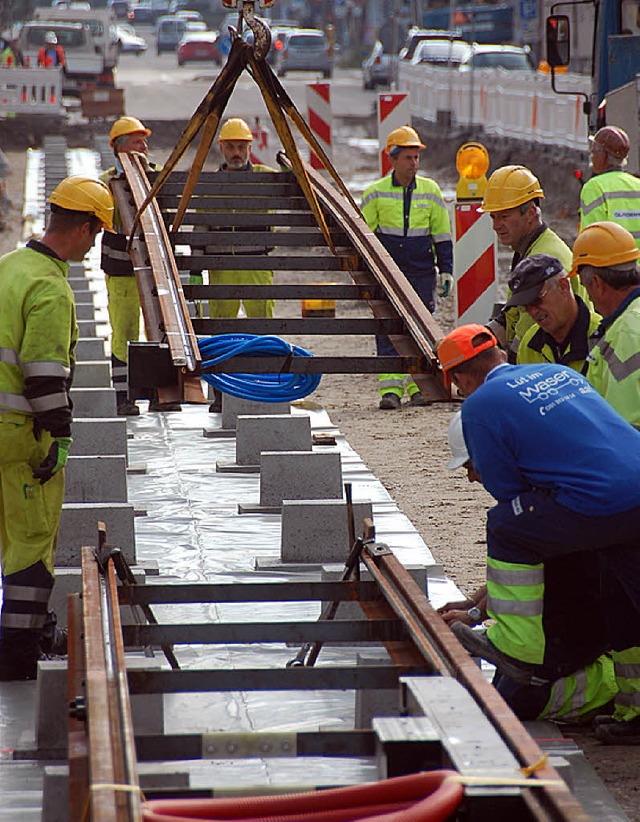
[456,142,490,200]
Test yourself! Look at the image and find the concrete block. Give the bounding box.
[64,455,128,503]
[36,656,164,751]
[72,360,111,388]
[77,319,97,337]
[221,394,290,430]
[236,414,311,466]
[355,654,399,728]
[71,418,126,456]
[67,277,91,294]
[74,302,96,320]
[50,566,144,626]
[57,502,136,566]
[75,336,106,361]
[259,451,343,507]
[70,386,117,417]
[281,499,373,563]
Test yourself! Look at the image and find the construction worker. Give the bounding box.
[571,221,640,428]
[579,126,640,247]
[437,324,640,744]
[440,412,616,724]
[0,37,25,67]
[101,116,179,415]
[504,253,601,371]
[37,31,65,68]
[0,175,114,680]
[480,165,591,361]
[361,125,453,410]
[201,117,276,413]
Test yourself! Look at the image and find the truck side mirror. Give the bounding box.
[546,15,570,67]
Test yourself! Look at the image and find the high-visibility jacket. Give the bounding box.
[579,169,640,248]
[500,225,592,348]
[101,160,159,276]
[585,287,640,429]
[540,654,617,722]
[0,240,77,437]
[360,172,453,279]
[517,296,601,372]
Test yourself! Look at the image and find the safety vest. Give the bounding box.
[37,45,65,68]
[517,296,601,372]
[503,226,592,347]
[0,243,76,429]
[361,173,453,279]
[610,647,640,722]
[541,654,617,722]
[101,160,158,276]
[585,288,640,429]
[486,556,545,665]
[580,169,640,248]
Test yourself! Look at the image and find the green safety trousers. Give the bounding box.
[106,275,141,405]
[207,268,274,319]
[0,414,64,679]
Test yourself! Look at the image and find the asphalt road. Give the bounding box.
[115,27,375,123]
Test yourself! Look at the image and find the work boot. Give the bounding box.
[409,391,428,407]
[149,399,182,412]
[595,715,640,745]
[450,622,542,686]
[379,393,401,410]
[39,611,68,656]
[208,389,222,413]
[117,400,140,416]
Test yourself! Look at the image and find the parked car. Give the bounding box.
[115,22,147,54]
[129,1,155,23]
[275,28,332,78]
[174,9,204,23]
[459,43,534,71]
[410,38,470,66]
[264,21,298,64]
[399,27,463,61]
[108,0,132,20]
[362,40,397,89]
[177,29,220,65]
[156,14,186,52]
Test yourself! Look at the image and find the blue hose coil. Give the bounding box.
[198,334,321,403]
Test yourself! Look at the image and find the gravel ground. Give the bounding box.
[1,140,639,818]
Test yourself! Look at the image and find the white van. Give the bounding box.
[156,15,186,54]
[33,6,119,70]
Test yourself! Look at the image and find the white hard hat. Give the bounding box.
[446,411,469,470]
[45,31,58,45]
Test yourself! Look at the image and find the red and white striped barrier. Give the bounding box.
[306,82,332,170]
[250,119,271,167]
[454,203,497,326]
[377,92,410,177]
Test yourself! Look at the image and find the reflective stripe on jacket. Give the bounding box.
[579,169,640,247]
[0,243,76,436]
[586,288,640,428]
[486,556,545,665]
[360,173,452,278]
[541,654,617,721]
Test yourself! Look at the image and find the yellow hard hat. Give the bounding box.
[385,125,425,155]
[479,165,544,212]
[218,118,253,142]
[48,176,115,232]
[571,221,639,274]
[109,116,151,148]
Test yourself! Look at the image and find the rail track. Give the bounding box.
[51,13,594,816]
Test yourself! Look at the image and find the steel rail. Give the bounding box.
[116,153,200,375]
[360,541,589,821]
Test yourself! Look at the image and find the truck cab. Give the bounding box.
[33,6,119,71]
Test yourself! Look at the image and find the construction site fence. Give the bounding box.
[0,67,63,117]
[398,64,592,150]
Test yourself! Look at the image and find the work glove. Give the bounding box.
[439,272,454,298]
[32,437,72,485]
[189,271,203,285]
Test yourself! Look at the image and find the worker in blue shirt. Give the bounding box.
[437,323,640,744]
